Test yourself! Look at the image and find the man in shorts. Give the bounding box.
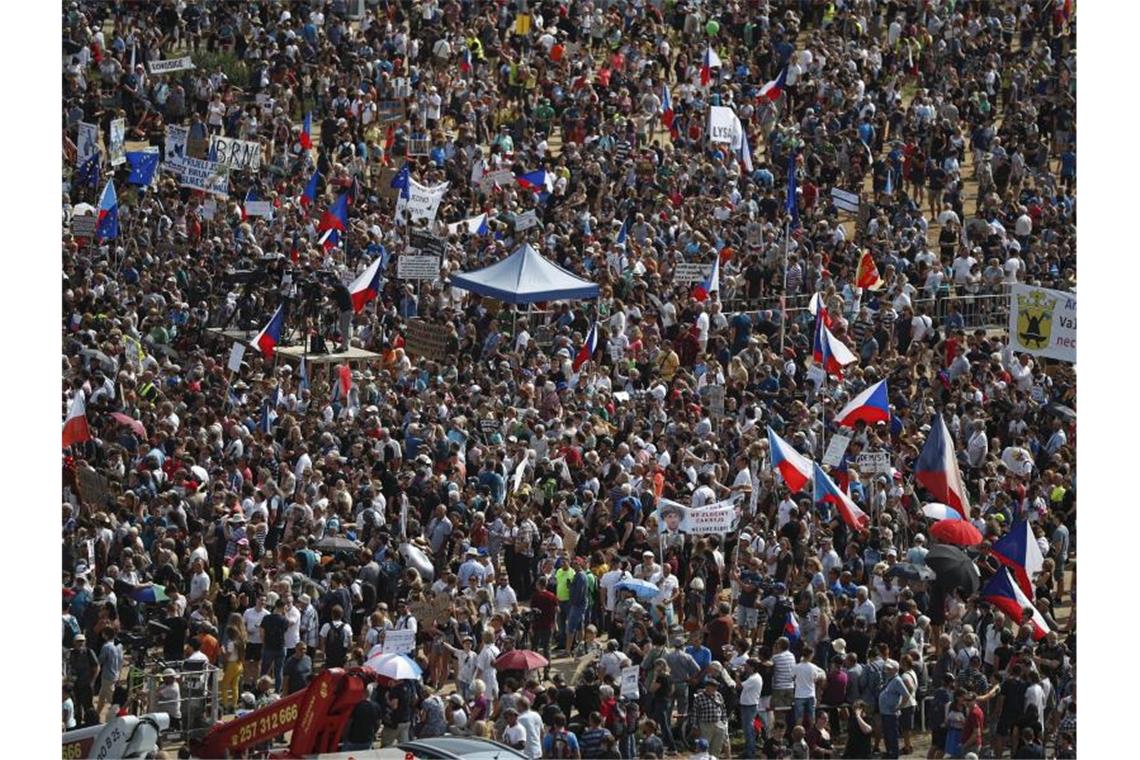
[771,636,797,719]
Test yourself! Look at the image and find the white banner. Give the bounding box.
[830,187,861,213]
[658,497,741,535]
[620,665,640,699]
[672,262,713,285]
[478,169,515,192]
[822,433,851,468]
[244,200,274,218]
[172,156,230,197]
[399,179,449,223]
[165,124,189,162]
[148,56,195,74]
[514,209,539,231]
[1009,284,1076,363]
[109,118,126,166]
[77,122,100,162]
[227,342,246,374]
[209,135,263,171]
[397,255,441,280]
[381,628,416,655]
[708,106,738,146]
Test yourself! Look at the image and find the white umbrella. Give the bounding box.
[364,652,422,681]
[921,503,963,521]
[189,465,209,483]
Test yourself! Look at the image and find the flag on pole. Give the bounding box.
[251,305,286,359]
[460,46,472,73]
[915,413,972,518]
[737,124,754,174]
[573,323,599,372]
[298,356,310,392]
[96,179,119,240]
[990,519,1045,598]
[259,398,278,434]
[819,325,858,378]
[241,186,258,222]
[981,567,1051,640]
[615,218,629,246]
[62,393,91,448]
[300,169,320,208]
[757,67,789,102]
[348,254,386,313]
[768,426,813,493]
[692,256,720,302]
[318,193,349,235]
[785,155,799,228]
[700,44,722,87]
[661,84,674,129]
[784,611,801,646]
[856,250,885,290]
[299,112,313,150]
[75,152,101,189]
[813,463,870,531]
[835,380,891,427]
[125,151,159,186]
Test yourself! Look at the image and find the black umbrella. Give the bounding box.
[925,544,980,596]
[1047,403,1076,421]
[886,562,936,582]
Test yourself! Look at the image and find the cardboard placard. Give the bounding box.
[76,465,113,508]
[620,665,640,699]
[378,166,402,200]
[172,156,230,197]
[244,200,274,218]
[148,56,195,74]
[227,342,246,374]
[821,434,851,468]
[830,187,861,214]
[407,593,454,625]
[405,319,450,361]
[408,229,446,257]
[186,136,210,160]
[672,262,713,285]
[397,255,441,281]
[532,324,556,348]
[164,124,189,162]
[856,451,891,475]
[109,118,126,166]
[479,418,501,437]
[705,385,726,419]
[381,628,416,655]
[478,169,516,192]
[71,214,97,238]
[377,100,406,124]
[77,122,100,163]
[407,135,431,156]
[209,135,263,172]
[514,209,539,231]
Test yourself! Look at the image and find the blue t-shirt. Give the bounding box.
[686,645,712,672]
[543,730,581,757]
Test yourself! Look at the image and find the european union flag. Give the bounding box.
[126,151,160,186]
[75,152,101,189]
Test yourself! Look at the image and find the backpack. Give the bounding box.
[62,615,81,647]
[325,621,348,667]
[550,729,573,759]
[862,660,885,701]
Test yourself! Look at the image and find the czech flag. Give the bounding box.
[572,322,598,372]
[835,379,891,427]
[737,125,754,174]
[700,44,722,87]
[915,413,971,518]
[447,213,489,236]
[318,192,349,235]
[300,169,320,208]
[251,305,286,359]
[813,462,870,532]
[819,325,857,378]
[241,186,258,222]
[299,112,313,150]
[348,254,385,313]
[783,610,801,646]
[62,393,92,448]
[982,567,1051,640]
[460,46,472,74]
[757,66,788,102]
[856,250,884,290]
[768,426,812,493]
[692,256,720,302]
[661,84,674,129]
[96,179,119,240]
[990,519,1045,599]
[516,169,552,193]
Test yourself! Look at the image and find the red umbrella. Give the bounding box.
[110,412,147,439]
[494,649,549,671]
[930,519,983,547]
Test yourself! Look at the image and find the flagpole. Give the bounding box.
[778,216,790,354]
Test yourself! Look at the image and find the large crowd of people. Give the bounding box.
[62,1,1076,758]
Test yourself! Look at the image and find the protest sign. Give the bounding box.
[148,56,195,74]
[407,134,430,156]
[227,342,246,374]
[382,628,416,655]
[244,201,274,218]
[478,169,515,192]
[77,122,100,162]
[620,665,640,699]
[400,180,448,223]
[164,124,189,162]
[673,262,712,285]
[405,319,450,361]
[408,229,446,257]
[708,106,738,145]
[71,214,97,239]
[830,187,861,214]
[407,594,453,625]
[1009,284,1076,363]
[705,385,726,419]
[377,100,406,124]
[822,434,851,468]
[856,451,892,475]
[514,209,539,231]
[109,118,126,166]
[397,255,441,281]
[658,498,741,536]
[200,199,217,220]
[173,156,230,197]
[209,135,263,171]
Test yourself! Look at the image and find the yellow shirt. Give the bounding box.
[555,566,575,602]
[657,350,679,381]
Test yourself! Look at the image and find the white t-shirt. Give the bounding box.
[792,661,825,699]
[600,569,630,611]
[517,710,544,760]
[189,571,211,603]
[284,605,301,649]
[740,673,764,706]
[502,723,527,749]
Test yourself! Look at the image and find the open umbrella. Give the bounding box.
[495,649,549,671]
[364,653,423,681]
[615,578,660,601]
[921,503,963,522]
[1047,403,1076,421]
[925,544,981,596]
[110,412,147,439]
[885,562,936,582]
[315,536,361,552]
[189,465,209,483]
[930,519,984,547]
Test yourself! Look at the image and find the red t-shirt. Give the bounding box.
[531,589,559,631]
[963,703,985,748]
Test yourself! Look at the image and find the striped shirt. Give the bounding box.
[514,519,538,557]
[772,650,796,690]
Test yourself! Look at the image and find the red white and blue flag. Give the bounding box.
[783,611,801,645]
[62,393,91,448]
[692,256,720,302]
[96,179,119,240]
[835,380,891,427]
[813,462,870,532]
[460,46,472,73]
[572,322,598,372]
[768,426,812,493]
[300,169,320,208]
[661,84,674,129]
[317,192,349,249]
[299,112,313,150]
[700,44,722,87]
[915,413,971,518]
[251,305,286,359]
[982,567,1051,640]
[757,67,788,102]
[348,254,385,313]
[990,519,1045,599]
[819,325,857,378]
